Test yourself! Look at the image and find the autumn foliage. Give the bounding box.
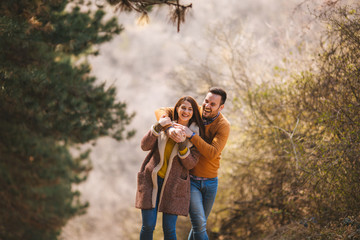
[211,3,360,239]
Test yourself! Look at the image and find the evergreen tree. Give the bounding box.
[0,1,134,239]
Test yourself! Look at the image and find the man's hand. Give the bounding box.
[168,127,186,143]
[173,123,193,138]
[159,115,172,127]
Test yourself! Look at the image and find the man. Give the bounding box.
[155,87,230,240]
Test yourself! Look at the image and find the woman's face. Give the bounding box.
[177,100,193,124]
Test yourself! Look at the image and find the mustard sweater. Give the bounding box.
[155,106,230,178]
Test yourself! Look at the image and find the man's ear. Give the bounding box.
[219,104,224,112]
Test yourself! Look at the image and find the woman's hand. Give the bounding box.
[159,115,172,127]
[174,128,186,142]
[168,126,186,142]
[182,126,193,138]
[173,123,193,138]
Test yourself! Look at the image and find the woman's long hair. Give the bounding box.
[170,96,205,138]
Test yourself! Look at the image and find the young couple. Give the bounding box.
[135,87,230,240]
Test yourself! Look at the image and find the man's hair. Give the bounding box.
[209,87,227,105]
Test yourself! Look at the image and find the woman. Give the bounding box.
[135,96,205,240]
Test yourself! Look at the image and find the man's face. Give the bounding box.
[202,92,224,119]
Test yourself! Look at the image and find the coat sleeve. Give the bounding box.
[177,146,200,170]
[190,123,230,160]
[140,129,158,151]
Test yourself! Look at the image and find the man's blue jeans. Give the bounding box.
[140,176,178,240]
[187,176,218,240]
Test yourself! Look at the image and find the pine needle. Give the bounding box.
[136,12,150,26]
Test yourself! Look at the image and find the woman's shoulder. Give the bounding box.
[189,122,200,135]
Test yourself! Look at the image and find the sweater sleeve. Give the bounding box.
[191,121,230,160]
[155,107,174,121]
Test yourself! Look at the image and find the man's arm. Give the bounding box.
[191,122,230,160]
[155,107,186,143]
[155,107,173,121]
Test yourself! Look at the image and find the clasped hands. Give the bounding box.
[159,115,194,143]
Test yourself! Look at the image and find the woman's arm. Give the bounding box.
[140,129,158,151]
[177,141,200,170]
[178,147,200,170]
[155,107,187,142]
[141,116,172,151]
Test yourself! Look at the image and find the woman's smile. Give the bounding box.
[177,101,193,125]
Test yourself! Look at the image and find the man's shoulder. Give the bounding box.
[218,113,230,127]
[210,113,230,131]
[220,113,230,126]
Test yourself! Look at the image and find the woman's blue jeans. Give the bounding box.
[140,176,178,240]
[187,177,218,240]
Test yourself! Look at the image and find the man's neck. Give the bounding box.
[203,112,220,126]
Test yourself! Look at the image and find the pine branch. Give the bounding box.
[107,0,192,32]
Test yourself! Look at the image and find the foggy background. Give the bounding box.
[60,0,319,239]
